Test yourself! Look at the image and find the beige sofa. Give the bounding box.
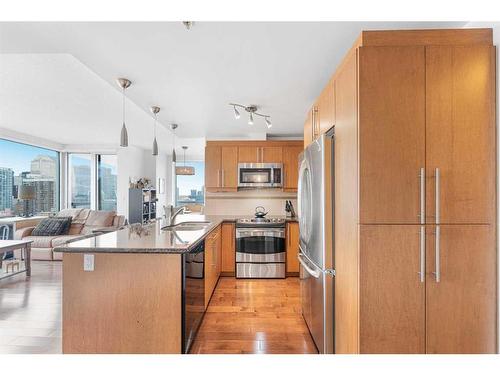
[14,208,126,261]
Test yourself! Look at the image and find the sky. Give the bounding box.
[176,161,204,195]
[0,138,58,174]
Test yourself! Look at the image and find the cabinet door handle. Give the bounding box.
[256,148,259,162]
[221,170,225,188]
[435,168,440,224]
[419,168,425,224]
[217,169,221,187]
[419,226,425,283]
[434,226,440,282]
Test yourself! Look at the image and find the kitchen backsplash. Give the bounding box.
[204,189,297,216]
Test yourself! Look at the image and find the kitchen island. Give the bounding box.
[54,215,230,354]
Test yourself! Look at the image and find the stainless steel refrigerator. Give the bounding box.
[297,130,335,354]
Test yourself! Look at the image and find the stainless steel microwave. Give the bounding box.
[237,163,283,188]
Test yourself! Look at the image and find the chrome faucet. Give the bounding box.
[164,205,186,227]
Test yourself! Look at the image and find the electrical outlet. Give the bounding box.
[83,254,94,272]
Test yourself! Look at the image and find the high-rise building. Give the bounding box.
[31,155,57,178]
[71,164,91,208]
[0,167,14,212]
[99,165,117,211]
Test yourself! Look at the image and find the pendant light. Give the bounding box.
[171,124,178,163]
[176,146,195,175]
[117,78,131,147]
[150,106,160,156]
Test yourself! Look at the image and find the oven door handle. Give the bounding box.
[297,252,321,279]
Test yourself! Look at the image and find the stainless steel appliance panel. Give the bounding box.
[236,262,285,278]
[238,163,283,188]
[235,251,285,263]
[298,132,335,354]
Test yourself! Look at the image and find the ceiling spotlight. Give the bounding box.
[233,105,240,119]
[228,103,270,129]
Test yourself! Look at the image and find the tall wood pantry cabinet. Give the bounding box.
[305,29,497,354]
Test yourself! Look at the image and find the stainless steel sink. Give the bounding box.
[163,221,211,231]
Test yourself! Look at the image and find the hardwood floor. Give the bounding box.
[0,261,62,354]
[189,277,318,354]
[0,263,316,354]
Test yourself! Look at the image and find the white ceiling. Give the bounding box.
[0,22,466,153]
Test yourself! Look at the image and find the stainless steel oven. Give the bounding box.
[235,223,286,278]
[237,163,282,188]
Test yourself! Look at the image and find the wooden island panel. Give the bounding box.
[62,252,182,354]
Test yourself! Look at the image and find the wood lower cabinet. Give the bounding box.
[286,222,299,274]
[221,223,235,275]
[359,225,425,353]
[425,225,496,353]
[359,224,496,354]
[283,146,302,192]
[204,226,221,308]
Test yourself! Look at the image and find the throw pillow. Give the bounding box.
[32,217,72,236]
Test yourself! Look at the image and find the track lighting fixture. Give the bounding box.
[117,78,131,147]
[150,106,160,156]
[233,105,241,119]
[229,103,271,129]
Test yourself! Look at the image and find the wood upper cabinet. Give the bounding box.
[286,222,299,274]
[359,225,425,353]
[304,109,313,148]
[283,146,302,192]
[425,46,495,225]
[359,46,426,224]
[221,146,238,191]
[426,225,496,353]
[205,146,238,192]
[205,146,221,190]
[238,145,282,163]
[317,78,335,134]
[238,146,260,163]
[261,146,282,163]
[221,223,235,274]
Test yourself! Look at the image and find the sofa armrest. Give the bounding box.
[15,226,35,239]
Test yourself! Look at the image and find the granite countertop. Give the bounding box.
[54,214,298,254]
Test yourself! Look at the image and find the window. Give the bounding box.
[175,161,205,206]
[97,155,117,211]
[67,154,91,209]
[0,138,60,217]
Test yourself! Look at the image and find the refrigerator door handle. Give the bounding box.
[298,253,321,279]
[435,168,440,224]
